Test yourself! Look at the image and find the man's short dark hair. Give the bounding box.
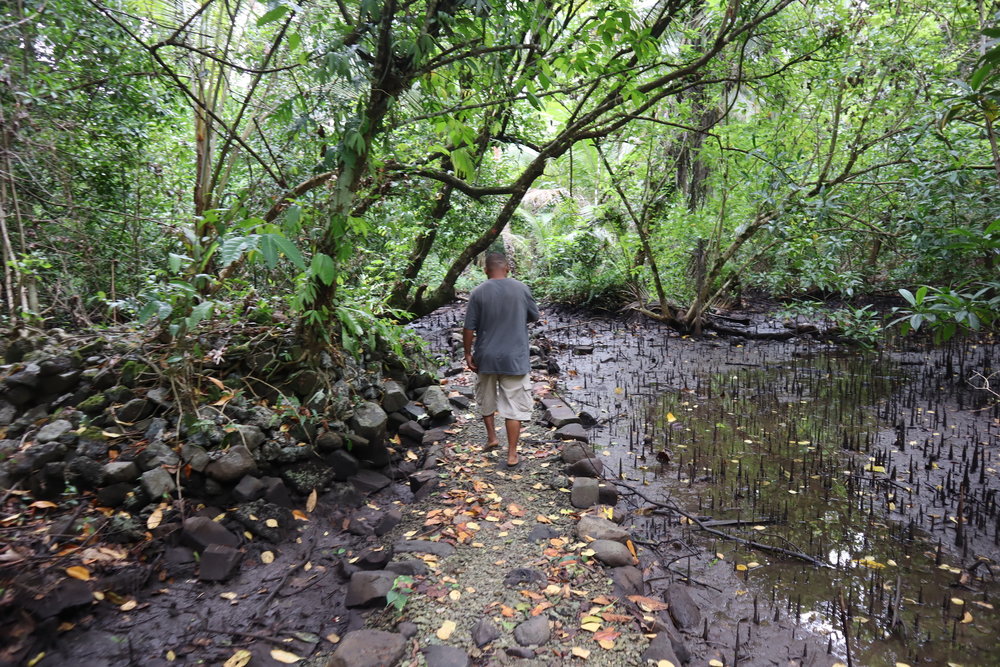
[485,252,509,271]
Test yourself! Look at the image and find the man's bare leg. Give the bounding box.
[483,414,499,450]
[505,418,521,466]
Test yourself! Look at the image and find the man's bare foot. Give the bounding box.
[506,455,519,467]
[483,441,500,452]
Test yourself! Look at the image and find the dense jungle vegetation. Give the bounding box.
[2,0,999,348]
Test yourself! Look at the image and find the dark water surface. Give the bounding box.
[537,313,999,666]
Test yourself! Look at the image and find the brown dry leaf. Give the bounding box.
[961,611,973,624]
[530,601,553,616]
[29,500,58,509]
[147,507,163,530]
[206,376,226,390]
[625,539,637,559]
[627,595,668,612]
[594,629,621,642]
[436,620,457,640]
[591,595,614,605]
[292,509,309,521]
[325,633,341,644]
[508,503,526,517]
[119,600,137,612]
[65,566,91,581]
[223,650,253,667]
[536,514,552,524]
[269,648,302,663]
[500,605,516,617]
[601,612,632,623]
[306,489,317,513]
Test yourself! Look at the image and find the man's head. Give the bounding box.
[484,252,510,278]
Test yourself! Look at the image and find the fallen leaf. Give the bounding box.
[147,508,163,530]
[29,500,58,509]
[166,650,176,661]
[270,648,302,663]
[961,611,973,624]
[536,514,552,524]
[261,551,275,564]
[306,489,317,513]
[220,592,238,600]
[581,621,601,632]
[265,518,279,528]
[666,412,676,423]
[27,654,45,667]
[627,595,668,612]
[325,633,341,644]
[709,661,725,667]
[657,661,677,667]
[65,566,91,581]
[223,650,253,667]
[436,619,457,640]
[292,509,309,521]
[501,605,516,617]
[449,590,461,601]
[119,600,137,612]
[572,647,591,659]
[531,601,553,616]
[597,639,615,649]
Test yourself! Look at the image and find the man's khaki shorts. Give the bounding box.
[474,373,533,421]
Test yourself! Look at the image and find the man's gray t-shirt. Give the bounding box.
[464,278,539,375]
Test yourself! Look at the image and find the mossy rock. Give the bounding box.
[77,393,110,415]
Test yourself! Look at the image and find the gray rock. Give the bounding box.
[666,583,702,631]
[231,498,293,542]
[422,645,469,667]
[40,370,80,395]
[641,632,681,666]
[205,444,257,482]
[146,387,172,408]
[393,539,455,558]
[138,441,180,471]
[143,417,169,442]
[348,401,387,445]
[527,525,559,543]
[513,615,550,646]
[223,424,265,452]
[180,443,210,472]
[36,419,73,443]
[385,559,428,577]
[577,514,630,543]
[397,420,425,443]
[0,401,17,426]
[472,617,501,647]
[577,405,600,426]
[140,467,175,499]
[65,456,105,489]
[356,546,394,570]
[397,621,418,639]
[381,380,409,414]
[5,363,41,388]
[350,469,391,495]
[543,405,578,428]
[649,613,690,664]
[588,539,634,567]
[232,475,266,502]
[345,570,396,607]
[598,483,619,506]
[325,629,406,667]
[328,449,360,481]
[420,385,452,420]
[571,477,599,509]
[555,423,589,442]
[560,442,594,464]
[39,356,74,376]
[182,516,239,551]
[316,430,344,452]
[611,565,644,598]
[115,398,153,423]
[198,543,242,581]
[567,457,604,478]
[503,567,547,589]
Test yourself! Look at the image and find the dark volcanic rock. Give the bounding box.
[641,632,682,666]
[555,423,589,442]
[344,570,396,607]
[198,544,242,581]
[205,444,257,482]
[567,456,604,478]
[393,539,455,558]
[422,645,470,667]
[348,401,387,445]
[560,442,594,464]
[472,617,501,647]
[26,578,92,618]
[325,629,406,667]
[280,461,337,494]
[36,419,73,443]
[513,615,550,646]
[231,499,293,542]
[570,477,599,509]
[350,469,391,495]
[503,567,547,589]
[611,565,644,598]
[576,514,629,543]
[182,516,239,551]
[327,449,360,481]
[232,475,266,502]
[385,559,429,577]
[588,539,635,567]
[420,385,452,420]
[65,456,105,489]
[380,380,409,414]
[543,405,578,428]
[666,583,702,631]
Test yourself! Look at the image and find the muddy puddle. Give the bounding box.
[421,305,1000,666]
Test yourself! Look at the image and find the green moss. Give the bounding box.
[77,394,110,415]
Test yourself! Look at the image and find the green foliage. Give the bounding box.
[386,575,415,614]
[892,283,1000,343]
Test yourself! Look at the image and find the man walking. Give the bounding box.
[463,253,539,467]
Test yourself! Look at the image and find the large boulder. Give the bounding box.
[420,385,452,420]
[205,444,257,482]
[348,401,387,445]
[326,629,406,667]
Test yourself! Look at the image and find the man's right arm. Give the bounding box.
[462,328,477,371]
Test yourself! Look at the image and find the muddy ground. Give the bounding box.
[3,302,998,666]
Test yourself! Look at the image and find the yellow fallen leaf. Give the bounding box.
[449,590,461,601]
[666,412,676,423]
[657,661,676,667]
[951,597,965,606]
[166,650,176,661]
[270,648,302,663]
[27,653,45,667]
[147,508,163,530]
[220,592,238,600]
[65,566,91,581]
[30,500,58,509]
[736,564,748,572]
[306,489,317,513]
[326,633,341,644]
[752,525,766,531]
[625,539,637,559]
[961,611,973,624]
[119,600,137,612]
[292,509,309,521]
[572,646,591,659]
[223,650,253,667]
[598,639,615,649]
[709,661,725,667]
[437,619,457,640]
[261,551,275,564]
[265,518,279,528]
